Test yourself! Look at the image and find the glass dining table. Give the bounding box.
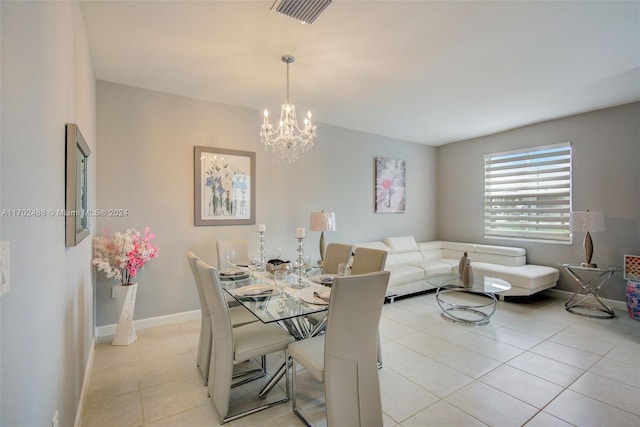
[220,269,333,397]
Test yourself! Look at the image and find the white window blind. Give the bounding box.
[484,142,572,243]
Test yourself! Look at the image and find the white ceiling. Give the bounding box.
[79,0,640,146]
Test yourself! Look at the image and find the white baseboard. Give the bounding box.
[74,335,95,427]
[95,309,202,338]
[544,288,627,311]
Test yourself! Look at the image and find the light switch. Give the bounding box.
[1,241,10,296]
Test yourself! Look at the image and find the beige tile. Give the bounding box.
[545,389,640,426]
[459,335,524,363]
[379,317,418,340]
[85,364,140,403]
[500,318,562,339]
[378,368,438,422]
[429,346,501,378]
[483,325,545,350]
[479,364,563,408]
[394,330,457,357]
[91,341,138,374]
[141,374,210,423]
[379,341,427,371]
[549,331,616,356]
[402,400,487,427]
[145,402,221,427]
[569,372,640,415]
[422,323,483,346]
[524,411,573,427]
[529,340,601,370]
[81,391,143,427]
[589,357,640,387]
[507,352,585,387]
[445,381,537,427]
[606,342,640,367]
[84,299,640,427]
[395,358,473,398]
[138,350,200,389]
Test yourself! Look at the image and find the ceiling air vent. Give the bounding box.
[271,0,332,24]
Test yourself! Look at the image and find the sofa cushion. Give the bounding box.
[474,244,526,257]
[384,236,419,253]
[471,252,526,267]
[472,262,559,290]
[386,264,424,288]
[420,261,456,277]
[353,241,391,252]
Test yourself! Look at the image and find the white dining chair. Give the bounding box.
[186,252,257,385]
[288,271,390,427]
[321,243,352,274]
[216,239,250,270]
[350,247,388,275]
[196,260,295,423]
[349,246,389,368]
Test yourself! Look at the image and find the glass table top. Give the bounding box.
[558,263,622,273]
[426,273,512,294]
[219,270,329,324]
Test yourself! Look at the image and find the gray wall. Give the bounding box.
[1,1,96,426]
[95,81,437,326]
[437,102,640,301]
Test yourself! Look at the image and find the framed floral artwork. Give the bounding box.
[375,157,406,213]
[194,146,255,226]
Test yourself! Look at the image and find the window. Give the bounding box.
[484,142,572,243]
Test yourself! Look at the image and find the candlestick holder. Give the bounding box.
[257,231,266,271]
[292,236,308,288]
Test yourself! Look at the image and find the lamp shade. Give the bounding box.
[310,211,336,232]
[571,210,606,232]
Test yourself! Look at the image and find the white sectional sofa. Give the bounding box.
[353,236,559,299]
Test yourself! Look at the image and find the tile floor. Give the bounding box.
[81,292,640,427]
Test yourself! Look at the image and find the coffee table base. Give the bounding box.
[436,288,498,326]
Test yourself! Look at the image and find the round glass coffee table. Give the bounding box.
[429,274,511,325]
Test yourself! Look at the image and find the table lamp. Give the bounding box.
[571,210,606,268]
[309,211,336,266]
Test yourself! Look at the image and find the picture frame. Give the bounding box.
[375,157,406,213]
[624,254,640,281]
[65,123,91,247]
[194,146,255,226]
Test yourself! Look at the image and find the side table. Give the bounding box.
[560,263,622,319]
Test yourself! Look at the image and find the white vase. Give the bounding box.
[112,283,138,346]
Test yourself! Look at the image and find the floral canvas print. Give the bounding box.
[375,157,406,213]
[194,147,255,226]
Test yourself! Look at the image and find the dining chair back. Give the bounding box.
[196,260,295,423]
[289,271,390,427]
[322,243,352,274]
[350,247,388,275]
[187,252,212,384]
[216,239,249,270]
[349,247,389,367]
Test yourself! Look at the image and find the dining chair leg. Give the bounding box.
[221,350,291,424]
[291,358,313,427]
[231,355,267,388]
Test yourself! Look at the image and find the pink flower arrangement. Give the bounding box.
[92,227,159,286]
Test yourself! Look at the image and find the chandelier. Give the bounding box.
[260,55,317,166]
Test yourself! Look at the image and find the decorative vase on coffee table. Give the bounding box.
[112,283,138,345]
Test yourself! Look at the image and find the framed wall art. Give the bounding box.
[194,146,255,226]
[375,157,406,213]
[65,123,91,247]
